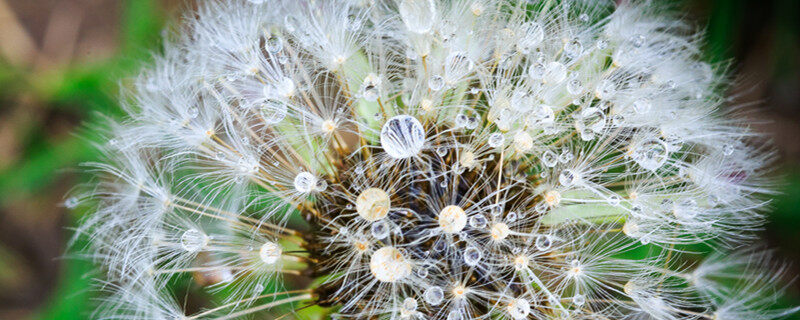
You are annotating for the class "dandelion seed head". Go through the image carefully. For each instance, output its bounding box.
[74,0,795,319]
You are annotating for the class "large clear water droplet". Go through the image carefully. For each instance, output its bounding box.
[371,220,390,239]
[631,138,669,171]
[507,298,531,319]
[399,0,437,34]
[444,51,474,82]
[488,133,505,148]
[424,286,444,305]
[517,22,544,53]
[535,234,552,251]
[259,99,289,124]
[463,246,482,266]
[293,172,317,193]
[180,229,208,252]
[380,115,425,159]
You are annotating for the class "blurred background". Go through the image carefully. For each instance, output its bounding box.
[0,0,797,319]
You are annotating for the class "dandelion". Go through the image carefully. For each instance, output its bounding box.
[72,0,797,319]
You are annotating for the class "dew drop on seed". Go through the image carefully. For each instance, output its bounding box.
[469,215,488,228]
[579,13,590,22]
[608,194,621,206]
[428,75,445,91]
[722,143,735,156]
[401,297,418,315]
[259,99,288,124]
[564,38,583,57]
[399,0,437,34]
[517,22,544,53]
[293,172,317,193]
[544,62,567,84]
[424,286,444,305]
[436,146,448,157]
[416,266,429,277]
[567,78,583,95]
[488,133,505,148]
[559,170,577,186]
[447,311,464,320]
[455,113,469,127]
[506,211,518,223]
[180,229,208,252]
[64,197,78,209]
[596,39,608,50]
[464,246,482,266]
[491,206,503,216]
[631,138,669,171]
[361,76,381,102]
[259,241,282,264]
[371,220,390,239]
[558,150,574,163]
[187,107,199,119]
[541,150,558,167]
[507,298,531,319]
[573,294,586,306]
[466,117,479,129]
[632,98,651,114]
[380,115,425,159]
[528,62,545,79]
[595,80,616,100]
[535,235,552,251]
[444,51,474,82]
[265,35,283,53]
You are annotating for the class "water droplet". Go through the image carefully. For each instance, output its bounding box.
[595,80,616,100]
[559,169,578,186]
[187,107,199,119]
[528,62,545,79]
[258,99,289,124]
[455,113,469,127]
[293,172,317,193]
[507,298,531,319]
[506,211,518,222]
[575,107,606,140]
[535,234,552,251]
[596,39,608,50]
[64,197,78,209]
[607,194,621,206]
[416,266,429,277]
[491,206,502,216]
[371,220,390,239]
[380,115,426,159]
[567,78,583,95]
[722,143,735,156]
[632,98,651,114]
[464,246,482,266]
[469,215,488,228]
[428,75,445,91]
[180,229,208,252]
[544,62,567,84]
[631,34,646,48]
[579,13,590,22]
[444,51,474,82]
[488,133,505,148]
[573,294,586,306]
[360,74,381,102]
[266,35,283,53]
[517,22,544,53]
[564,38,583,57]
[424,286,444,305]
[399,0,437,33]
[631,138,669,171]
[541,150,558,167]
[259,241,282,264]
[401,297,418,316]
